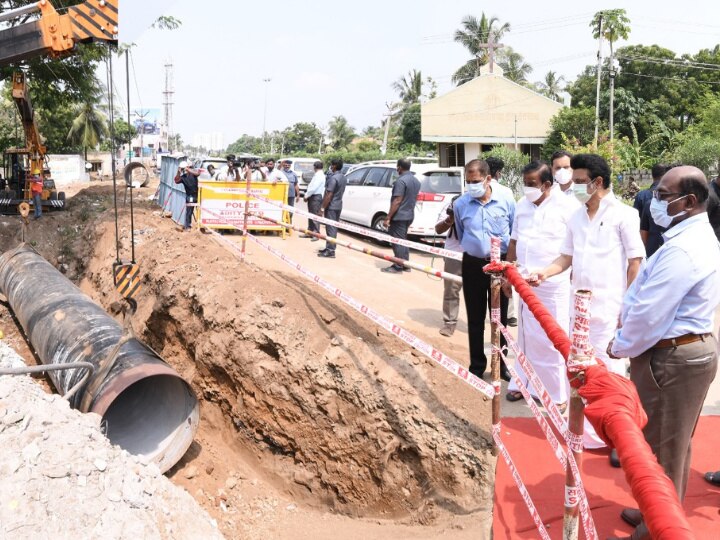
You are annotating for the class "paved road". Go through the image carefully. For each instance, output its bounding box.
[235,200,719,418]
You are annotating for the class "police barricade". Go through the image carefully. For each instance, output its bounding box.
[198,181,288,237]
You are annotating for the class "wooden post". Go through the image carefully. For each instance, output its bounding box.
[563,289,594,540]
[240,168,252,261]
[489,237,503,452]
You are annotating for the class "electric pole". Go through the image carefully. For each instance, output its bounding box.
[593,15,603,150]
[262,78,271,152]
[609,58,619,143]
[380,103,394,156]
[163,60,175,152]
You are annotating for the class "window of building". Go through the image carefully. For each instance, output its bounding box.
[438,143,466,167]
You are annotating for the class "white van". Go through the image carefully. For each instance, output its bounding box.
[281,157,319,195]
[341,163,463,242]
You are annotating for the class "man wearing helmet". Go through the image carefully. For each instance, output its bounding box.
[174,160,201,231]
[30,168,43,219]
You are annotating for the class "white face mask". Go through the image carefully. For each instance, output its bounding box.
[554,168,573,185]
[574,180,597,203]
[523,186,543,203]
[466,181,487,198]
[650,195,688,228]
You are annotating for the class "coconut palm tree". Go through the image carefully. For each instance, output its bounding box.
[497,47,533,84]
[67,100,109,160]
[327,115,356,149]
[538,71,566,101]
[392,69,423,107]
[452,13,511,85]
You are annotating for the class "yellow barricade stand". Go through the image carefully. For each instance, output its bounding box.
[198,181,289,238]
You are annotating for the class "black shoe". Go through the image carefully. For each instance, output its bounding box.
[317,250,335,258]
[381,265,404,274]
[609,448,621,468]
[507,317,518,327]
[402,266,411,272]
[310,237,319,242]
[317,248,328,254]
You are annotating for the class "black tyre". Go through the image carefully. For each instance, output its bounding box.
[371,214,390,246]
[58,192,66,201]
[49,192,58,200]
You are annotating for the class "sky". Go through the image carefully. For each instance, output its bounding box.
[117,0,720,148]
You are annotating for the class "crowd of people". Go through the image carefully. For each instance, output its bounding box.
[438,153,719,540]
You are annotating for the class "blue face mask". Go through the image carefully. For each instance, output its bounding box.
[466,181,487,198]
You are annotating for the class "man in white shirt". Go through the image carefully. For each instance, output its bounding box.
[551,150,580,203]
[506,161,578,408]
[532,153,645,449]
[301,160,326,240]
[265,159,288,183]
[606,167,719,540]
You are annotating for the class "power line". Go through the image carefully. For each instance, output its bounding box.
[617,54,720,71]
[620,71,720,85]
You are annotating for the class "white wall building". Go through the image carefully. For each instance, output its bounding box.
[192,132,225,152]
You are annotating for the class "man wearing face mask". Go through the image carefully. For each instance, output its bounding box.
[606,166,720,540]
[531,154,645,450]
[454,159,516,381]
[505,161,578,408]
[551,150,580,204]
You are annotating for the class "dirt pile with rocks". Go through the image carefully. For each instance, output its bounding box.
[0,341,223,540]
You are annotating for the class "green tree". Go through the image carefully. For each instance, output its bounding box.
[67,99,109,160]
[542,106,600,159]
[480,146,530,197]
[399,103,422,146]
[497,47,532,84]
[392,69,423,108]
[671,134,720,175]
[111,118,137,149]
[327,115,355,150]
[226,134,263,155]
[452,13,511,85]
[281,122,322,154]
[537,71,565,101]
[591,9,631,62]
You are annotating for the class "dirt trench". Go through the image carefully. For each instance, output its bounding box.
[2,184,497,536]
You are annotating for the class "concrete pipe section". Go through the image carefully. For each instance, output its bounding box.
[124,162,150,188]
[0,244,199,473]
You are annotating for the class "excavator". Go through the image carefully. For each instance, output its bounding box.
[0,0,118,213]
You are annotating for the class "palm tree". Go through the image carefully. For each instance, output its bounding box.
[392,69,423,107]
[452,13,511,85]
[327,115,355,149]
[591,9,631,61]
[538,71,566,101]
[67,100,109,160]
[497,47,532,84]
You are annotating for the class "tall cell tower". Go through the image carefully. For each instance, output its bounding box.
[163,59,175,152]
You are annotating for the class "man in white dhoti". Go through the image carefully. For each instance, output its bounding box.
[506,161,578,409]
[532,154,645,450]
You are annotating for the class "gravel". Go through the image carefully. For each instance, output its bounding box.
[0,341,224,539]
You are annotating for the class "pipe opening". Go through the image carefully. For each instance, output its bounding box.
[102,374,199,472]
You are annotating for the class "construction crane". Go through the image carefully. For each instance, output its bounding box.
[0,0,118,212]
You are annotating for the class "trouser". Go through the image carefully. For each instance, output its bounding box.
[442,257,463,326]
[507,292,517,319]
[389,219,411,268]
[324,208,341,252]
[462,253,508,376]
[287,197,295,223]
[33,192,42,217]
[184,194,196,229]
[630,335,717,502]
[307,195,322,233]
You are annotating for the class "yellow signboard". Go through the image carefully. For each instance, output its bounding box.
[198,181,288,236]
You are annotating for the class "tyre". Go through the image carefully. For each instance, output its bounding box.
[58,192,66,201]
[49,192,58,200]
[371,214,390,246]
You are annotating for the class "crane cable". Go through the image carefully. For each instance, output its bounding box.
[105,46,121,265]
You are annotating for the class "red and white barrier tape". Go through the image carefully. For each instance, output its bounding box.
[208,229,495,400]
[494,317,598,539]
[238,191,464,261]
[493,423,552,540]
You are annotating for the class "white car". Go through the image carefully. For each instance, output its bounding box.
[341,164,463,242]
[281,157,319,195]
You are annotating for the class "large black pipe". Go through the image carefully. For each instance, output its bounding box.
[0,244,199,473]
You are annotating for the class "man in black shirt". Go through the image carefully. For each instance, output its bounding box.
[318,158,347,258]
[708,175,720,241]
[174,160,201,231]
[636,163,671,257]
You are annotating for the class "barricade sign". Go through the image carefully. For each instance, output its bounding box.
[199,182,289,235]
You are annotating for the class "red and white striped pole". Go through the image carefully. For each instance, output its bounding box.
[563,289,596,540]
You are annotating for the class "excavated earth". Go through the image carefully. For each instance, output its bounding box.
[0,182,496,539]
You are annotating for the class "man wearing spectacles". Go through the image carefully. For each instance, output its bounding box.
[607,166,720,540]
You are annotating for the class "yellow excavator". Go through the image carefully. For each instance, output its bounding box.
[0,0,118,213]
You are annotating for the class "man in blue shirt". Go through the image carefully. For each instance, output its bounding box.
[608,166,720,539]
[302,160,326,239]
[454,159,516,380]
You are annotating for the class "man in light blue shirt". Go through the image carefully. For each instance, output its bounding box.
[302,160,325,240]
[454,159,515,381]
[608,166,720,539]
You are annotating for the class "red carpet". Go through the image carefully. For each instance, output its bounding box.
[493,416,720,539]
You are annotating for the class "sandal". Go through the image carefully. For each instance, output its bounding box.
[704,471,720,486]
[505,391,523,402]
